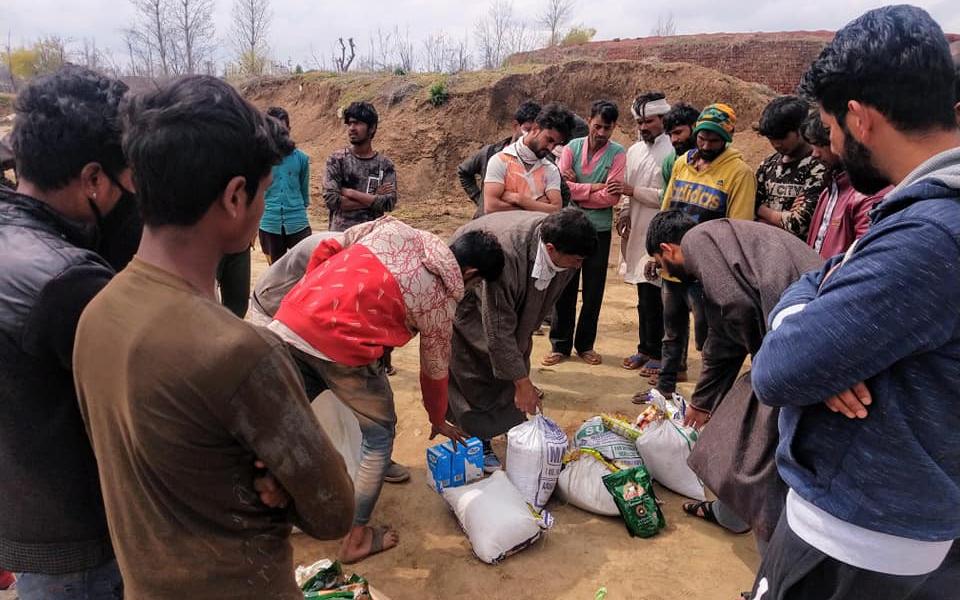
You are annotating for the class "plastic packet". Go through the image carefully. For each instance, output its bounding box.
[602,465,665,538]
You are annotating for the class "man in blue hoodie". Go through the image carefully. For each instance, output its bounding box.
[749,6,960,599]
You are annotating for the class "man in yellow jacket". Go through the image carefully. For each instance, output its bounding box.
[643,103,756,399]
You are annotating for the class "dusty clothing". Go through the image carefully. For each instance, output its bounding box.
[683,219,822,541]
[274,217,464,425]
[323,148,398,231]
[0,191,114,574]
[74,258,354,599]
[755,151,827,240]
[618,134,674,284]
[447,212,576,439]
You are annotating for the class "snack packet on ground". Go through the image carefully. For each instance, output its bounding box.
[602,465,666,538]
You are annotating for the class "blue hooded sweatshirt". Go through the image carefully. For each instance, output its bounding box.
[753,147,960,542]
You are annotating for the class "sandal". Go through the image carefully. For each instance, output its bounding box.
[541,352,568,367]
[534,385,545,400]
[638,359,662,376]
[577,350,602,366]
[622,353,649,370]
[647,370,686,386]
[631,389,655,405]
[683,500,721,526]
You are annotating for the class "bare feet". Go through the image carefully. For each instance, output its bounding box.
[340,524,399,564]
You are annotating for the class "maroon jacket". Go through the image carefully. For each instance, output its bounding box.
[806,168,890,259]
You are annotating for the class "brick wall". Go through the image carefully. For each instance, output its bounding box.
[510,31,960,95]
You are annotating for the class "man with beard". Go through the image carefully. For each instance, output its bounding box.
[324,101,398,232]
[659,102,701,197]
[543,100,626,368]
[645,210,822,553]
[754,95,827,240]
[616,92,675,374]
[482,102,575,215]
[648,104,756,399]
[459,100,541,218]
[750,6,960,597]
[804,111,889,259]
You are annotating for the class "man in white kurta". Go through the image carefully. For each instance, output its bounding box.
[615,94,674,373]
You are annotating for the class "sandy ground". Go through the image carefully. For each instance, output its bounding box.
[249,217,761,600]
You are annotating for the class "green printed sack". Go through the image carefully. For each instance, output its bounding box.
[602,465,665,538]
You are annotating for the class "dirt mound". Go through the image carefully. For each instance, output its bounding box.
[242,60,775,235]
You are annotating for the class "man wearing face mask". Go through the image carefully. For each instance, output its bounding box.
[458,100,541,218]
[447,208,597,471]
[482,103,575,216]
[0,66,130,599]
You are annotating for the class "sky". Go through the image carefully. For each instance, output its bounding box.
[4,0,960,71]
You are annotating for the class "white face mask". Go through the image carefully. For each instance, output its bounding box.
[515,137,540,165]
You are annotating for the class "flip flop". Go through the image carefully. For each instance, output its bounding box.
[622,353,649,370]
[578,350,602,366]
[341,526,397,565]
[647,370,687,386]
[534,385,545,400]
[638,359,662,376]
[541,352,568,367]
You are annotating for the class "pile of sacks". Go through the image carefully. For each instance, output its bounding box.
[439,413,568,564]
[434,391,706,562]
[556,390,706,534]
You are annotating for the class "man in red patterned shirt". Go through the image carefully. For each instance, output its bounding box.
[270,216,504,563]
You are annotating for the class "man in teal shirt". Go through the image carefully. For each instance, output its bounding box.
[543,100,626,367]
[258,106,311,264]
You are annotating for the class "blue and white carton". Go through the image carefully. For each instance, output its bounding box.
[426,437,484,492]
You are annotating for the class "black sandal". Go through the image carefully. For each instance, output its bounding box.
[682,500,720,525]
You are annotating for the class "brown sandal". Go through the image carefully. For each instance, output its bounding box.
[578,350,602,366]
[541,352,568,366]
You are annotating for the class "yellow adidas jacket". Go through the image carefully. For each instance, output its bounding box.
[661,147,757,222]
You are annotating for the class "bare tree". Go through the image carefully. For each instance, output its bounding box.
[79,38,105,72]
[4,32,16,92]
[474,0,513,69]
[334,37,355,73]
[651,12,678,37]
[421,32,449,73]
[393,27,415,73]
[231,0,272,76]
[449,34,471,73]
[169,0,215,74]
[131,0,173,76]
[539,0,575,47]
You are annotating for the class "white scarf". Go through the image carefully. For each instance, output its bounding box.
[631,98,671,120]
[514,138,540,167]
[531,241,566,290]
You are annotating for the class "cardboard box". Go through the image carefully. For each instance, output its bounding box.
[426,437,484,492]
[426,444,452,493]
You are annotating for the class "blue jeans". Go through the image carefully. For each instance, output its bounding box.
[292,348,396,527]
[15,559,122,600]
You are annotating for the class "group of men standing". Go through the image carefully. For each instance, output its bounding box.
[2,5,960,599]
